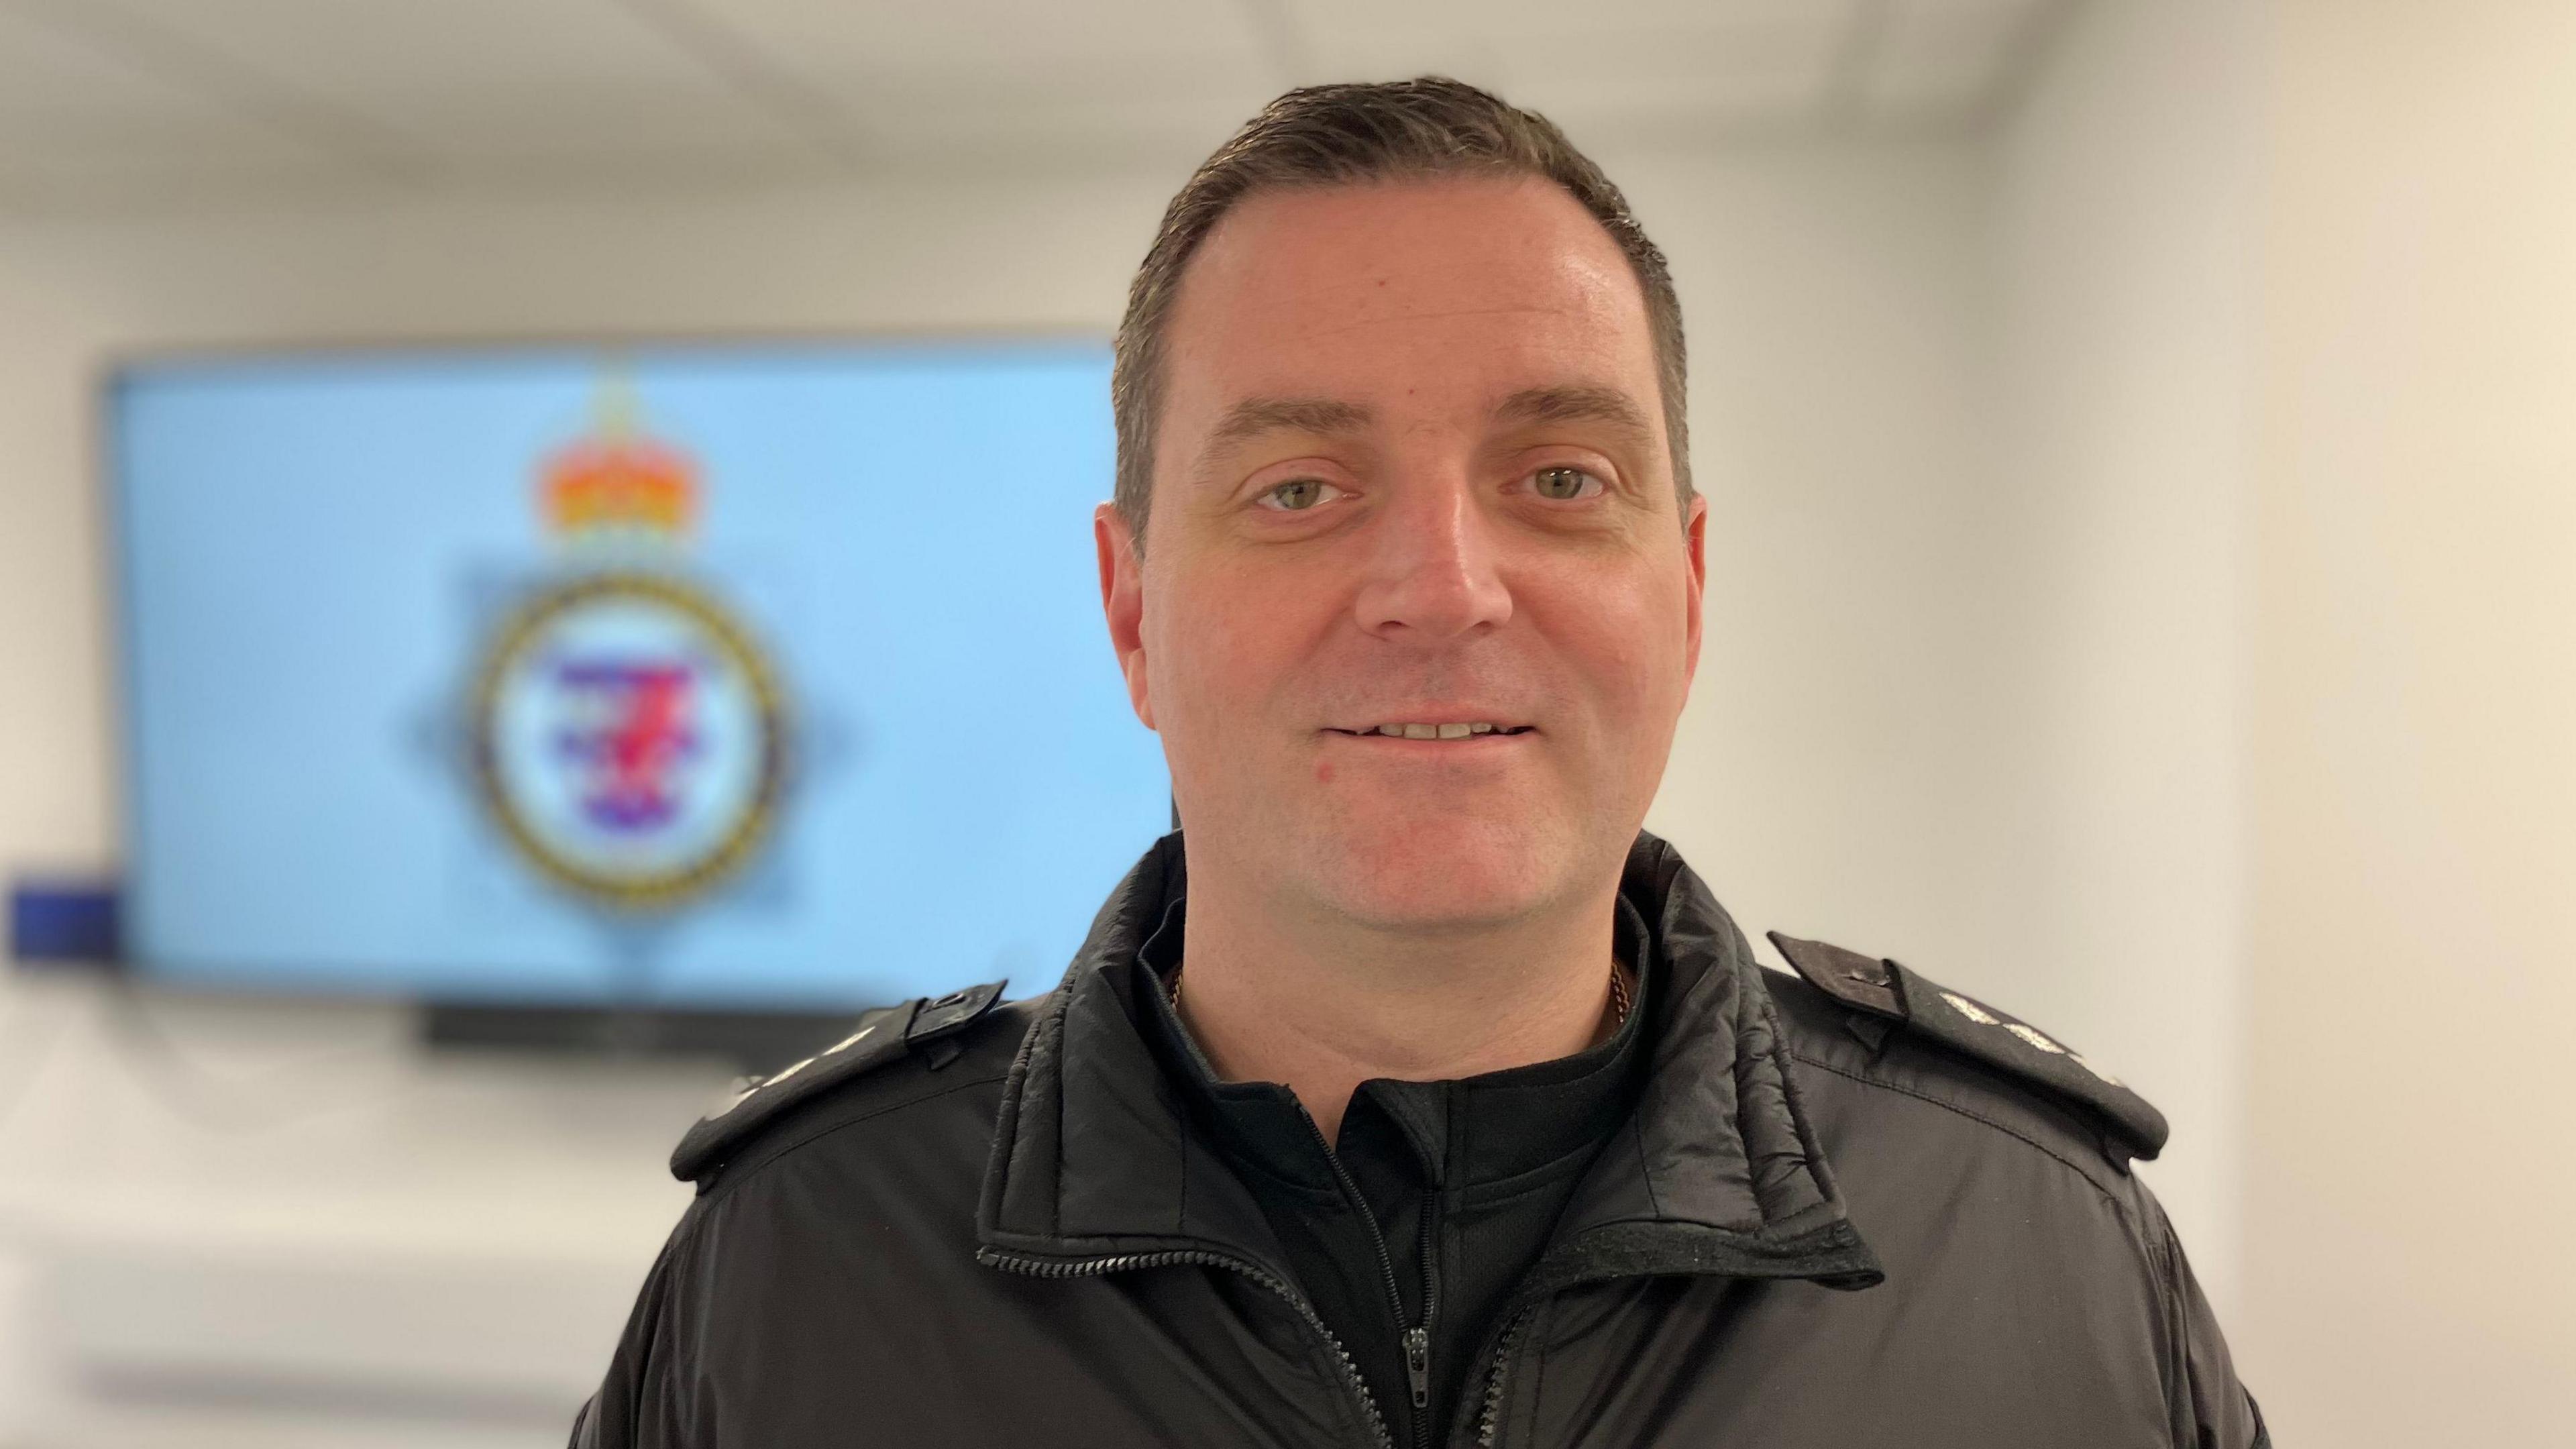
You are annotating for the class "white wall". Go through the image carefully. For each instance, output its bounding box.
[1641,122,2253,1267]
[1973,4,2576,1441]
[1648,145,2010,961]
[2241,2,2576,1441]
[0,140,2021,1443]
[1980,0,2264,1313]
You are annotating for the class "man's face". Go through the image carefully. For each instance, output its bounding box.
[1098,175,1707,933]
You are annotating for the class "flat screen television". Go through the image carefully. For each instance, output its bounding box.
[107,341,1170,1018]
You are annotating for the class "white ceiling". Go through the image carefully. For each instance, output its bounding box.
[0,0,2065,210]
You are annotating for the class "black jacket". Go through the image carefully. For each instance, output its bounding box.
[574,834,2264,1448]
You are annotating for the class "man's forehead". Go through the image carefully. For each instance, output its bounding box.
[1162,178,1659,439]
[1171,176,1648,349]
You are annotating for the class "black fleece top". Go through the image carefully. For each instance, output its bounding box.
[1130,896,1654,1446]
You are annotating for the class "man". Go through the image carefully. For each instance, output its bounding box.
[574,78,2261,1448]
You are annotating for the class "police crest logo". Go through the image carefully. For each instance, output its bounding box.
[468,385,788,912]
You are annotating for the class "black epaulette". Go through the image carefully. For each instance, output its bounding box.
[669,981,1006,1185]
[1767,931,2169,1163]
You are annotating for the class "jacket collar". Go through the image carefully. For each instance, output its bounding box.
[975,832,1881,1294]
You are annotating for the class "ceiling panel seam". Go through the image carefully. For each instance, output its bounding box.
[611,0,872,171]
[0,0,429,180]
[1980,0,2084,133]
[1819,0,1894,131]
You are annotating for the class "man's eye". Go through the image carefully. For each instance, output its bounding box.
[1258,478,1343,511]
[1532,466,1603,501]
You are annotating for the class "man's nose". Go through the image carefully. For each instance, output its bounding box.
[1351,469,1514,643]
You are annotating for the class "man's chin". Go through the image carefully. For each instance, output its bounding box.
[1294,829,1576,936]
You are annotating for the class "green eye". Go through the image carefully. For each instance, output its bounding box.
[1260,478,1338,511]
[1533,466,1600,500]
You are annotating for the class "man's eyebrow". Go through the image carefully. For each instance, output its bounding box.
[1493,385,1658,447]
[1205,396,1375,451]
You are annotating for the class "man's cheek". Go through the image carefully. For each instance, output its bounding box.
[1157,621,1268,765]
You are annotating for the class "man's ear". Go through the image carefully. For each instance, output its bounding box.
[1681,491,1709,686]
[1094,502,1155,731]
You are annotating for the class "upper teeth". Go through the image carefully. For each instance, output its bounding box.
[1375,722,1501,739]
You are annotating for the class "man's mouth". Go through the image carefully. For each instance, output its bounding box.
[1322,722,1536,741]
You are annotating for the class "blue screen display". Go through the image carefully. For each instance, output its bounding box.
[111,343,1169,1009]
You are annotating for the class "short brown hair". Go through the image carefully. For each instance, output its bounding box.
[1110,76,1690,549]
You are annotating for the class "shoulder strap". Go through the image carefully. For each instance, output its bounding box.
[1767,931,2168,1162]
[669,980,1006,1184]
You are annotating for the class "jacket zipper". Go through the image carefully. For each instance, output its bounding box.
[1471,1305,1537,1448]
[1403,1192,1439,1434]
[1303,1116,1439,1449]
[977,1245,1395,1449]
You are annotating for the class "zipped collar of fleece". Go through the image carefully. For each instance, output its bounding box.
[974,831,1883,1296]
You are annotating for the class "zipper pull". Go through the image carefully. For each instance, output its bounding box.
[1404,1325,1431,1410]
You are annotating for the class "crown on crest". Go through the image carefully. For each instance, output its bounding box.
[541,374,696,539]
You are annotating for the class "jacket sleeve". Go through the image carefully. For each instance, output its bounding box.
[569,1210,704,1449]
[2148,1193,2267,1448]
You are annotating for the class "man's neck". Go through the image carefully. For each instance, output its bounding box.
[1170,871,1625,1144]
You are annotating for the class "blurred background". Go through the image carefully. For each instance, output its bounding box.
[1,0,2570,1444]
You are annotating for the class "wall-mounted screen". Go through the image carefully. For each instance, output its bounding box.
[109,342,1168,1010]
